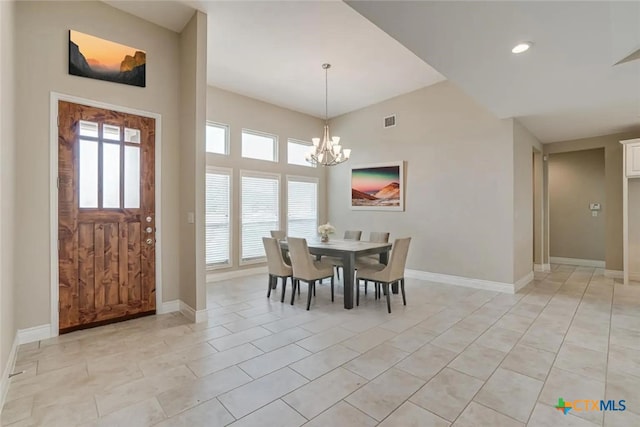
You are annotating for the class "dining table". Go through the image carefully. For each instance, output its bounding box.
[280,238,393,309]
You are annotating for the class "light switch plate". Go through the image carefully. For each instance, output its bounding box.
[187,212,195,224]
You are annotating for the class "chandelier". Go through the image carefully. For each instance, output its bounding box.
[306,64,351,166]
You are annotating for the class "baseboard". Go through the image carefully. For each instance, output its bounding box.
[0,333,19,416]
[534,264,551,272]
[207,266,267,283]
[404,269,515,294]
[158,299,180,314]
[178,301,208,323]
[549,257,605,268]
[514,271,535,291]
[605,270,624,279]
[17,324,52,345]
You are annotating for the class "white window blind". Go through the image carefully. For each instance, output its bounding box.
[206,169,231,267]
[241,173,279,262]
[287,178,318,241]
[288,139,315,167]
[206,122,229,155]
[242,130,277,162]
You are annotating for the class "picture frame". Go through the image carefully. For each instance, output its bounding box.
[350,161,404,211]
[69,30,146,88]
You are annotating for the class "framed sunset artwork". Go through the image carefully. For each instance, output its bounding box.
[350,161,404,211]
[69,30,146,87]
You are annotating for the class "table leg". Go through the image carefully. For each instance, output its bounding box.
[342,253,356,309]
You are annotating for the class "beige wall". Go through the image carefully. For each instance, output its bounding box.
[13,1,186,329]
[513,120,543,282]
[206,86,326,273]
[179,12,207,310]
[327,82,516,284]
[544,132,639,270]
[548,149,606,261]
[0,0,16,377]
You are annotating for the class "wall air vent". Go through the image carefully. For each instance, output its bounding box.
[383,114,396,128]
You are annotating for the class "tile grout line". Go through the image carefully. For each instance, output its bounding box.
[446,266,582,425]
[523,266,597,426]
[335,285,536,424]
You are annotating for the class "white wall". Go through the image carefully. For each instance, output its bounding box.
[327,82,516,284]
[205,86,326,272]
[513,120,543,282]
[13,0,188,329]
[0,0,16,381]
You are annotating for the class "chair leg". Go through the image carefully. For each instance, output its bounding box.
[313,282,316,296]
[290,279,297,305]
[401,278,406,305]
[306,281,314,310]
[281,276,287,303]
[331,276,334,302]
[385,282,392,313]
[336,266,340,280]
[356,279,360,306]
[267,274,273,298]
[364,280,368,295]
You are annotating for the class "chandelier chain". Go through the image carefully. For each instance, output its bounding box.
[306,63,351,167]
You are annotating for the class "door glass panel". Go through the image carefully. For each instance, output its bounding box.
[79,139,98,208]
[102,143,121,208]
[124,146,140,208]
[79,121,98,138]
[103,124,120,141]
[125,128,140,144]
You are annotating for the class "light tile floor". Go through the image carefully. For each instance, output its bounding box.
[2,265,640,426]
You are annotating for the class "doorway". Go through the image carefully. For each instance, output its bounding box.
[533,150,544,270]
[548,148,606,267]
[57,100,156,333]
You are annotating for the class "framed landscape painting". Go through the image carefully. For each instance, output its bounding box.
[351,161,404,211]
[69,30,146,87]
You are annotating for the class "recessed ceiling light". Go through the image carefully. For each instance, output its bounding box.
[512,42,532,54]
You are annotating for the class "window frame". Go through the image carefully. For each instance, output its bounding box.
[287,138,316,168]
[286,175,319,241]
[205,166,233,270]
[241,128,278,163]
[206,121,230,156]
[239,170,281,265]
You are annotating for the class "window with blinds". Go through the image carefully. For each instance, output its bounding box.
[287,177,318,241]
[206,168,231,268]
[241,172,280,262]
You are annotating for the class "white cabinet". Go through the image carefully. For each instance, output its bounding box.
[621,138,640,285]
[626,141,640,177]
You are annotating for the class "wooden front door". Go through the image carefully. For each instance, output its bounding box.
[58,101,156,333]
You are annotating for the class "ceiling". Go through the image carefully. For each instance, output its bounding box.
[347,1,640,143]
[104,1,640,143]
[199,1,444,119]
[106,0,444,119]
